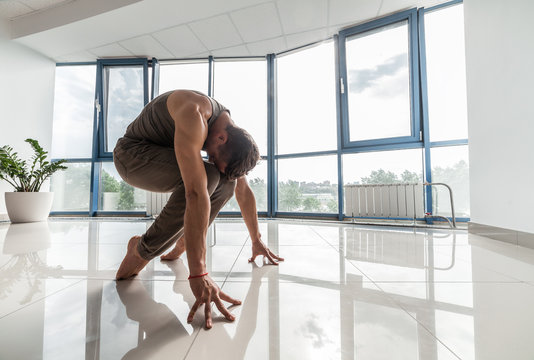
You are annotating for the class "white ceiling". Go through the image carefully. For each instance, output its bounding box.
[0,0,449,62]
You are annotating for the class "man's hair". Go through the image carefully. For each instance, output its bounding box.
[221,124,260,180]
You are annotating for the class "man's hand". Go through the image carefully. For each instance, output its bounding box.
[187,275,241,329]
[249,236,284,265]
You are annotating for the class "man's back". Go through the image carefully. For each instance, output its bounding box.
[123,90,228,147]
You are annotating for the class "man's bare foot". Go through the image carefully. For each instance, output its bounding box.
[116,236,149,280]
[161,238,186,261]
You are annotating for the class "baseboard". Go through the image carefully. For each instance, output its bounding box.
[468,222,534,250]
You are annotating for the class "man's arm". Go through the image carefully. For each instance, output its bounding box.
[173,103,210,276]
[235,176,284,265]
[173,102,240,329]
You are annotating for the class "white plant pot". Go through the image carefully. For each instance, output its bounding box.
[5,192,54,223]
[102,192,119,211]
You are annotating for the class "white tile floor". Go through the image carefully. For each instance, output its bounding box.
[1,219,534,359]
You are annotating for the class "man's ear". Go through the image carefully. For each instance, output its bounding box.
[217,131,228,145]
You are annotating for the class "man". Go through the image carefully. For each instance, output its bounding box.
[113,89,283,329]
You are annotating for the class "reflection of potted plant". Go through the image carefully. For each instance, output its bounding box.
[0,139,67,223]
[1,222,63,305]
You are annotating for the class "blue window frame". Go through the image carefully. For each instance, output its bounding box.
[338,9,421,149]
[50,1,468,223]
[50,59,153,216]
[96,58,149,159]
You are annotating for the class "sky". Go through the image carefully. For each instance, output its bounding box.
[346,21,411,141]
[106,67,145,152]
[51,65,95,159]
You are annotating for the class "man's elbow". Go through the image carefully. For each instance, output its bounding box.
[185,188,206,203]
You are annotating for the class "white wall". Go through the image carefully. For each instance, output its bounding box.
[0,19,56,216]
[464,0,534,233]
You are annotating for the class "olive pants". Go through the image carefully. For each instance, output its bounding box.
[113,137,236,260]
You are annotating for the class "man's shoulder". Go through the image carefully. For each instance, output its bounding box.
[168,91,212,121]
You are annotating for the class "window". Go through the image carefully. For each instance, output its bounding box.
[424,4,468,142]
[213,59,268,155]
[222,161,268,213]
[346,22,410,141]
[51,61,151,215]
[430,146,469,218]
[52,65,96,159]
[101,62,147,154]
[49,3,469,221]
[277,155,338,214]
[99,163,146,211]
[343,149,423,213]
[159,61,209,94]
[50,162,91,212]
[212,59,268,213]
[423,3,470,218]
[339,9,420,148]
[343,149,423,185]
[51,65,95,212]
[276,42,337,154]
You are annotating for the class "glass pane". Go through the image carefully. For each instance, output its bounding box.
[213,60,267,155]
[104,66,145,152]
[343,149,423,213]
[425,5,468,141]
[431,145,470,217]
[277,155,338,213]
[50,162,91,211]
[222,160,267,212]
[277,42,337,154]
[149,64,154,99]
[343,149,423,185]
[159,61,209,94]
[99,163,146,211]
[346,21,411,141]
[52,65,96,158]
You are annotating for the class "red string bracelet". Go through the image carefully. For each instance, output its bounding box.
[188,272,208,280]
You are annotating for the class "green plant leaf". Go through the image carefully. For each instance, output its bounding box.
[0,139,68,192]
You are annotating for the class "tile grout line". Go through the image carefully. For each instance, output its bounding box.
[182,327,204,360]
[0,278,86,321]
[309,225,376,283]
[433,244,532,283]
[309,224,463,359]
[308,225,342,250]
[378,285,464,360]
[352,272,465,360]
[220,235,249,288]
[182,236,249,360]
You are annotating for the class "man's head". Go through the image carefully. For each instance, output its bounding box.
[205,123,260,180]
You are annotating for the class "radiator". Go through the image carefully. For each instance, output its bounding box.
[344,183,425,219]
[146,192,172,216]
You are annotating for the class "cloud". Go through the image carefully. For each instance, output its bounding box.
[349,54,408,94]
[299,314,333,348]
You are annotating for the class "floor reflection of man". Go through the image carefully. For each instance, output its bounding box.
[116,259,273,359]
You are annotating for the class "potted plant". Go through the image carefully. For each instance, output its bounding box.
[0,138,67,223]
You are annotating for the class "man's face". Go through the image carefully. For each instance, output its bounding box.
[208,150,227,174]
[205,135,228,173]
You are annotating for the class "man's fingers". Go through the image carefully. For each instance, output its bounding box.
[268,249,284,262]
[265,252,279,265]
[204,301,212,329]
[214,296,235,322]
[219,290,242,305]
[187,299,201,323]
